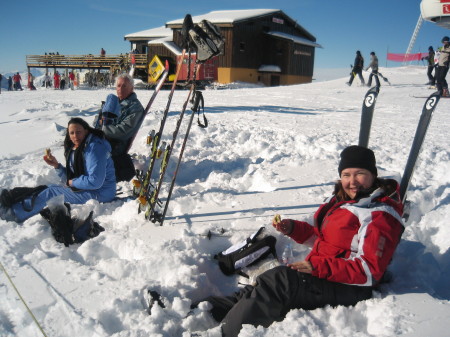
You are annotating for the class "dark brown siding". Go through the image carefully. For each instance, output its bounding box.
[227,13,315,77]
[148,10,317,84]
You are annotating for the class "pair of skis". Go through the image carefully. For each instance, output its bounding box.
[133,50,186,212]
[132,52,202,225]
[142,63,202,224]
[358,87,441,217]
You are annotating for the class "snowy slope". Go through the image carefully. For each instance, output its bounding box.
[0,66,449,337]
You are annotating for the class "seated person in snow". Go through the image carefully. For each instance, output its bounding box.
[100,74,144,157]
[0,117,116,223]
[193,145,405,337]
[97,74,145,182]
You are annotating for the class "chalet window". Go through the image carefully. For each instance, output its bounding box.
[240,42,245,52]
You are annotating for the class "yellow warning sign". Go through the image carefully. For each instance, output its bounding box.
[148,55,165,83]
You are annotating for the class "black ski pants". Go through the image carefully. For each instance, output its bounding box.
[367,70,380,87]
[203,266,373,337]
[348,66,365,85]
[427,65,435,85]
[435,65,449,94]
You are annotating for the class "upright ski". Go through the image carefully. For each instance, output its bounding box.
[358,86,379,148]
[158,90,205,225]
[145,64,201,222]
[400,91,440,212]
[134,50,186,209]
[126,61,170,152]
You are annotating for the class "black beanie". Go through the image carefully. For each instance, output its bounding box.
[338,145,377,176]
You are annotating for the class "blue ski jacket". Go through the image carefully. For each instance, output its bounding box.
[57,133,116,201]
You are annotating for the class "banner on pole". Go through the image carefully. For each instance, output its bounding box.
[387,52,428,62]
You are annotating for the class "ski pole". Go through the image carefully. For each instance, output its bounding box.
[159,83,203,225]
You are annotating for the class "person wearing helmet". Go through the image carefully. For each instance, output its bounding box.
[435,36,450,96]
[347,50,365,86]
[421,46,436,86]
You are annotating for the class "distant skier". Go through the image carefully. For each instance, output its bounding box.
[27,72,36,90]
[0,73,2,94]
[44,73,52,88]
[53,71,60,89]
[8,76,13,91]
[435,36,450,97]
[347,50,365,86]
[13,72,23,91]
[68,71,75,90]
[421,46,436,86]
[365,52,380,87]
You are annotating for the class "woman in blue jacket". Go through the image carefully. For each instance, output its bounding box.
[8,118,116,222]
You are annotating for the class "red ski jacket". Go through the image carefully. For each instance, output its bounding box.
[289,180,404,286]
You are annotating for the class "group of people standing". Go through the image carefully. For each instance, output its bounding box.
[422,36,450,97]
[0,72,40,91]
[347,51,380,87]
[41,71,76,89]
[347,35,450,97]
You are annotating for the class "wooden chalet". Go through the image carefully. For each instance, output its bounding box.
[124,9,322,86]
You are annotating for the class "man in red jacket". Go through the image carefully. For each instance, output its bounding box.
[198,145,404,337]
[13,72,23,90]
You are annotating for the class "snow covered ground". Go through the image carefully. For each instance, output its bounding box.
[0,66,449,337]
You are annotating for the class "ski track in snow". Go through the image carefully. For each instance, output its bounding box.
[0,66,449,336]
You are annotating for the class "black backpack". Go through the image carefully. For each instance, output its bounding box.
[1,186,48,211]
[215,227,278,277]
[40,203,104,247]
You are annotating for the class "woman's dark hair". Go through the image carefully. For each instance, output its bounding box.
[64,117,105,153]
[333,177,398,202]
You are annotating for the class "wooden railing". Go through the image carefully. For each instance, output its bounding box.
[26,54,148,70]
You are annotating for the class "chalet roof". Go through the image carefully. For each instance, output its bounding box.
[149,39,184,56]
[166,9,280,25]
[124,26,172,41]
[165,9,317,42]
[125,9,319,46]
[267,31,322,48]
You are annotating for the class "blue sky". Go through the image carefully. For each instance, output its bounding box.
[1,0,449,74]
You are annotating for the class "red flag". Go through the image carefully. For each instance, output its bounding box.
[387,53,428,62]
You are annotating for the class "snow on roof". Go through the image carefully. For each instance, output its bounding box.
[258,65,282,72]
[124,26,172,40]
[266,31,323,48]
[166,9,280,25]
[148,40,184,56]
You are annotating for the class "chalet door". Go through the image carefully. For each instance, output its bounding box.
[270,75,280,86]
